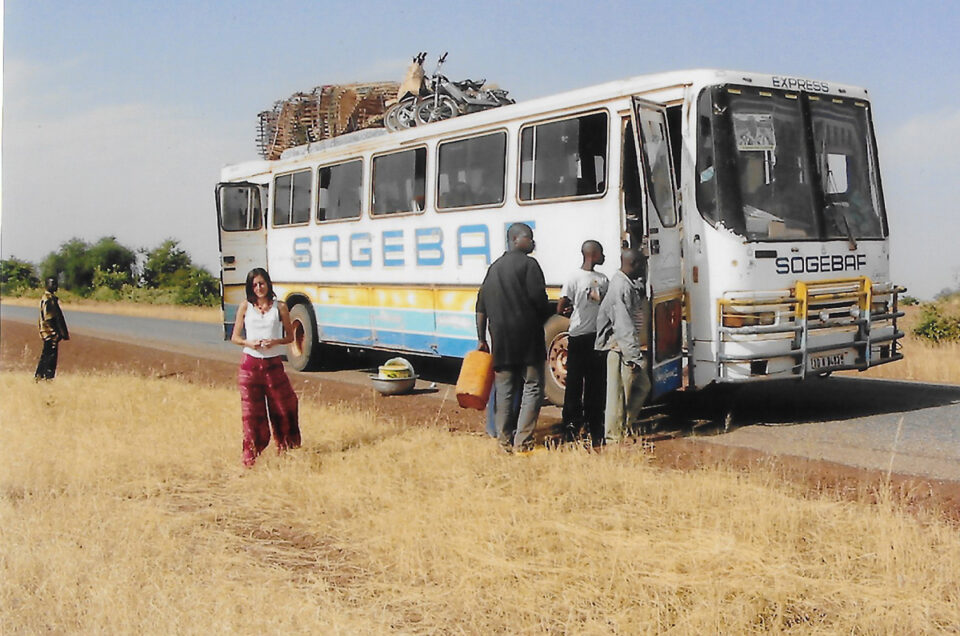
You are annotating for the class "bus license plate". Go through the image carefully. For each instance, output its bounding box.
[808,351,851,371]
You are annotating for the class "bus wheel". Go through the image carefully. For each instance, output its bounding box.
[543,315,570,406]
[288,303,320,371]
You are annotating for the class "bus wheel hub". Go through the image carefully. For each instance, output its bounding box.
[548,335,568,386]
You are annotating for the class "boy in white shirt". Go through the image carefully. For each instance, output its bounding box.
[557,240,608,446]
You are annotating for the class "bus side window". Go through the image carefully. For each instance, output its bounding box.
[273,169,312,226]
[318,159,363,222]
[437,132,506,210]
[372,148,427,216]
[251,186,263,230]
[519,111,608,202]
[220,186,261,231]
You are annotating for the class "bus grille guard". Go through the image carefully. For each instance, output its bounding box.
[715,276,906,382]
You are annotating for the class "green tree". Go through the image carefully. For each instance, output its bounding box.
[39,236,136,293]
[87,237,137,287]
[0,257,39,293]
[40,238,92,291]
[175,267,220,306]
[141,239,220,306]
[141,239,193,288]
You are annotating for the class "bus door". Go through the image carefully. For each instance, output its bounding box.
[627,97,683,398]
[215,182,268,337]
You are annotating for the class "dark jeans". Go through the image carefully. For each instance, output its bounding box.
[35,339,60,380]
[561,332,606,444]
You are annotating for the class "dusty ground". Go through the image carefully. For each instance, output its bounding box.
[3,318,958,524]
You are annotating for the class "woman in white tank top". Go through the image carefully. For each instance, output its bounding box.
[230,268,301,466]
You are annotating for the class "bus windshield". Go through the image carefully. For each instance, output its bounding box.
[696,85,886,241]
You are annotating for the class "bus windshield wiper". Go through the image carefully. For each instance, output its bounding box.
[838,208,858,250]
[821,140,857,251]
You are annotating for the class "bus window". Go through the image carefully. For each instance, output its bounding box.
[643,118,678,228]
[273,169,312,226]
[519,112,607,202]
[219,185,262,231]
[318,159,362,222]
[699,86,819,240]
[810,98,885,239]
[695,89,720,226]
[698,86,887,242]
[628,118,678,228]
[437,132,506,209]
[372,148,427,216]
[622,119,643,228]
[622,119,678,231]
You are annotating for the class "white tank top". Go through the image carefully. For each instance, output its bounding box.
[242,302,285,358]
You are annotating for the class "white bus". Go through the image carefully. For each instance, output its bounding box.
[216,68,904,406]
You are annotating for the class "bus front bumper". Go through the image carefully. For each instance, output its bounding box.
[714,277,905,382]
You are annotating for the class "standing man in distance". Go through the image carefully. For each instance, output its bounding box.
[35,277,70,381]
[557,240,608,446]
[595,248,650,444]
[476,223,551,453]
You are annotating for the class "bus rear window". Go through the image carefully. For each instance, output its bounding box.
[519,112,607,202]
[437,132,506,209]
[372,148,427,216]
[273,170,312,226]
[219,184,262,231]
[318,160,362,222]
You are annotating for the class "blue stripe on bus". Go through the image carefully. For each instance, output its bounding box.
[317,324,476,358]
[314,305,476,338]
[315,324,376,346]
[316,305,435,333]
[225,302,477,357]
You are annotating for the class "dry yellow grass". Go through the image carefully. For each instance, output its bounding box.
[856,338,960,384]
[846,305,960,384]
[1,295,222,323]
[2,371,958,633]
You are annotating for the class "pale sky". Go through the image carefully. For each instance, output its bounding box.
[2,0,959,298]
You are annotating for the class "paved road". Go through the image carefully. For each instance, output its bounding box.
[4,303,959,481]
[1,304,236,360]
[677,378,960,482]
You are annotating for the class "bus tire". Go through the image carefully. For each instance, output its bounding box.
[543,315,570,406]
[288,303,320,371]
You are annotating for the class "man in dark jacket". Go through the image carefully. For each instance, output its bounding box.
[476,223,551,452]
[35,277,70,380]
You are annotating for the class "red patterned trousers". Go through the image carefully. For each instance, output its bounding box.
[238,354,301,466]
